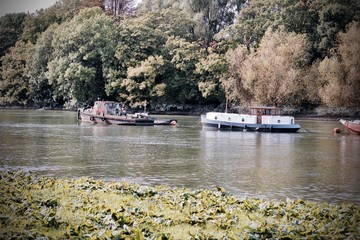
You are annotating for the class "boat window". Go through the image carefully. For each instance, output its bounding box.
[228,117,231,121]
[278,120,281,123]
[242,118,245,122]
[215,116,217,120]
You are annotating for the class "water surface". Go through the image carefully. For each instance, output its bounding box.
[0,109,359,204]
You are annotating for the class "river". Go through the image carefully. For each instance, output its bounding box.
[0,109,359,204]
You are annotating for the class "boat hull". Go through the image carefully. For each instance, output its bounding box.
[77,101,177,126]
[78,111,154,126]
[201,115,301,133]
[340,119,360,134]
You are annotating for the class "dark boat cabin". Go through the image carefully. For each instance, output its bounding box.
[93,101,126,116]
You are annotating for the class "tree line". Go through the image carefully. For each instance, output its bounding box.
[1,0,359,110]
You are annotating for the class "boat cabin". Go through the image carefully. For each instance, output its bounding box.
[93,101,126,116]
[250,106,281,116]
[250,106,282,124]
[249,106,295,125]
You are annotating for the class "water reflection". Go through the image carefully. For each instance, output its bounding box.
[200,131,299,199]
[0,110,359,204]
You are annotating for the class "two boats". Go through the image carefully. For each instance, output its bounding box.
[78,101,359,134]
[78,102,300,133]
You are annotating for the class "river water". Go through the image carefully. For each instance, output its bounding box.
[0,109,359,204]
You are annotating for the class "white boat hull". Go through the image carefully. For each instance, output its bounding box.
[201,112,301,133]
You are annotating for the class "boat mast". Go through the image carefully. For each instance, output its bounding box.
[225,97,228,113]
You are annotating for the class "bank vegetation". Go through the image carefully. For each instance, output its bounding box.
[1,171,359,239]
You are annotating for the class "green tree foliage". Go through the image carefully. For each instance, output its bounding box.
[105,0,135,16]
[318,21,360,107]
[21,0,85,44]
[186,0,238,46]
[185,0,244,47]
[218,0,360,59]
[46,7,119,106]
[165,36,204,103]
[0,13,27,59]
[27,24,59,107]
[217,0,289,49]
[140,0,242,47]
[196,49,227,103]
[0,41,34,106]
[313,0,360,58]
[111,9,201,107]
[138,0,187,13]
[120,55,166,107]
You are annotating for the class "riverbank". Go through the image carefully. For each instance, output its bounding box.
[1,171,359,239]
[1,104,360,118]
[150,104,360,118]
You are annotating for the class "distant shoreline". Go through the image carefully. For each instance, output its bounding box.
[1,105,359,119]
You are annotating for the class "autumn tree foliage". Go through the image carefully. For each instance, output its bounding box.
[224,28,310,107]
[318,22,360,107]
[223,45,252,105]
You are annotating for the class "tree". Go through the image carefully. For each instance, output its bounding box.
[196,50,227,103]
[217,0,288,49]
[0,41,34,106]
[313,0,360,58]
[139,0,242,47]
[104,0,135,16]
[223,45,252,105]
[217,0,360,60]
[239,27,310,106]
[120,55,167,107]
[21,0,84,44]
[110,9,200,106]
[164,36,204,103]
[318,21,360,107]
[46,7,119,107]
[81,0,105,9]
[27,24,59,107]
[138,0,188,13]
[186,0,240,46]
[0,13,27,59]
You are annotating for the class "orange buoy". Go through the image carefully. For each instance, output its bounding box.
[333,128,341,134]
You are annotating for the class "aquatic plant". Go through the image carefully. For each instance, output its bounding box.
[0,171,359,239]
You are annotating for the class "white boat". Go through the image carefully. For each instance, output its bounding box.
[201,106,301,133]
